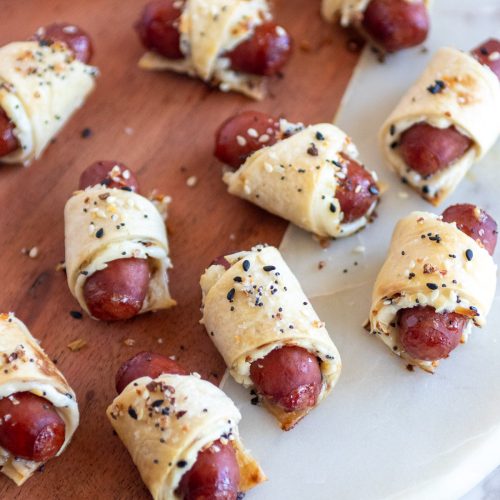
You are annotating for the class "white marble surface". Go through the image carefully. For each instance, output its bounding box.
[463,466,500,500]
[222,1,500,499]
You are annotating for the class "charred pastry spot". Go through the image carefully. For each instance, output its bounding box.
[427,80,446,94]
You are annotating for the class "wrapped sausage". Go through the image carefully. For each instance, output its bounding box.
[321,0,431,53]
[0,314,79,485]
[107,373,265,499]
[380,47,500,205]
[369,211,497,372]
[200,245,341,430]
[0,40,97,165]
[64,185,175,319]
[138,0,280,99]
[223,122,379,238]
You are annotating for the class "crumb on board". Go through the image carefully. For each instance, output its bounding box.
[68,338,87,352]
[318,260,326,270]
[186,175,198,187]
[353,245,366,254]
[55,261,66,271]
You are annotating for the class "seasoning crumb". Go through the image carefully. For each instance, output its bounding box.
[55,261,66,272]
[353,245,366,254]
[28,246,39,258]
[67,338,87,352]
[186,175,198,187]
[406,364,415,372]
[81,127,92,139]
[123,338,136,347]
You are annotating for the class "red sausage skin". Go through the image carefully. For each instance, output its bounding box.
[398,306,467,361]
[0,108,19,158]
[79,161,140,192]
[83,258,151,321]
[0,392,65,462]
[442,204,497,256]
[115,353,240,499]
[398,123,473,177]
[135,0,184,59]
[227,22,292,76]
[362,0,430,53]
[176,439,240,500]
[336,154,378,223]
[34,23,93,64]
[471,38,500,81]
[214,111,280,169]
[115,351,187,394]
[398,204,497,362]
[250,346,322,412]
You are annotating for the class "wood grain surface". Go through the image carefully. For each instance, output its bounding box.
[0,0,359,498]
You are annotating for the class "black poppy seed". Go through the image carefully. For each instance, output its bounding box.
[263,265,276,272]
[177,460,188,468]
[329,203,336,213]
[227,288,236,301]
[465,249,473,261]
[81,127,92,139]
[449,254,457,258]
[95,228,104,238]
[153,459,159,464]
[128,407,138,420]
[151,400,163,408]
[242,260,250,271]
[422,186,430,194]
[401,251,405,256]
[121,186,132,191]
[390,141,399,149]
[161,408,170,415]
[427,79,446,94]
[233,276,242,283]
[315,131,325,141]
[426,283,438,290]
[251,396,259,405]
[70,310,82,319]
[389,124,396,136]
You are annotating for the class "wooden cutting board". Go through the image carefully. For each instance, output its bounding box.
[0,0,359,497]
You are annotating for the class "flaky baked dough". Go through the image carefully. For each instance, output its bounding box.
[64,185,175,319]
[0,41,97,165]
[107,373,265,499]
[138,0,271,99]
[380,47,500,205]
[0,314,79,485]
[223,122,378,238]
[200,245,341,429]
[369,211,497,372]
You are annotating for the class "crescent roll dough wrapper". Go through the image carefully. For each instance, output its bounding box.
[224,122,378,238]
[138,0,271,99]
[200,245,341,430]
[321,0,431,30]
[107,373,265,499]
[0,314,79,485]
[369,211,497,372]
[0,41,97,165]
[380,47,500,205]
[64,185,175,318]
